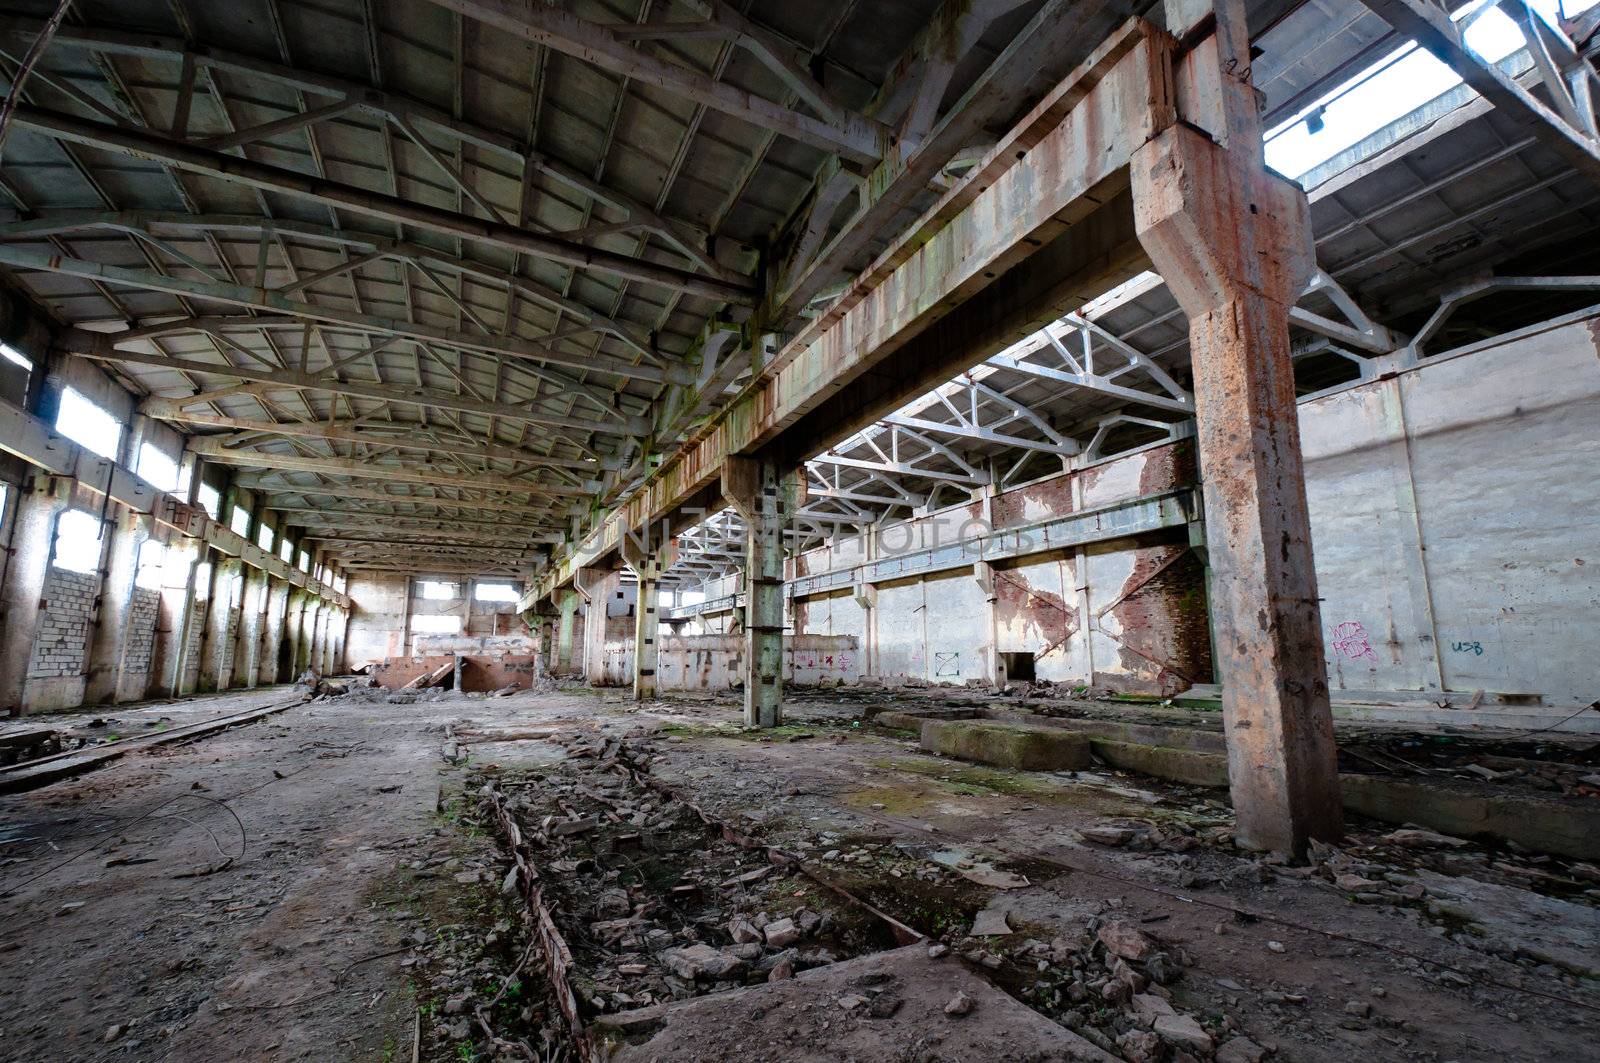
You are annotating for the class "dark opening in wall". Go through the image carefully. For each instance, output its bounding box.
[1001,651,1036,683]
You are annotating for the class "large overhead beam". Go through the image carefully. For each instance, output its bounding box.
[63,329,649,436]
[187,438,596,496]
[140,401,618,471]
[534,21,1163,601]
[1357,0,1600,185]
[771,0,1137,321]
[0,245,678,385]
[9,104,757,305]
[242,478,565,515]
[424,0,888,163]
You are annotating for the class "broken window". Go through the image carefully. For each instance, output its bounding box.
[473,582,519,603]
[257,524,274,552]
[197,482,221,519]
[420,580,457,601]
[135,540,166,590]
[136,441,179,493]
[56,387,122,460]
[194,560,212,600]
[297,551,310,573]
[411,614,462,635]
[0,342,30,372]
[279,539,293,563]
[229,506,252,538]
[52,509,104,574]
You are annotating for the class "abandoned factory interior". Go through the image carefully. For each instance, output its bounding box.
[0,0,1598,1058]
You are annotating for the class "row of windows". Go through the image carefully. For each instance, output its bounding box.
[418,579,521,603]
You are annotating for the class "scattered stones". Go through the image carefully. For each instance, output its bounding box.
[1097,920,1157,961]
[1079,826,1136,847]
[661,943,743,981]
[1216,1036,1268,1063]
[1266,940,1286,954]
[1152,1012,1213,1054]
[927,943,949,959]
[103,1024,126,1043]
[970,908,1012,936]
[1345,1000,1373,1018]
[943,990,975,1017]
[1382,828,1468,849]
[763,917,800,948]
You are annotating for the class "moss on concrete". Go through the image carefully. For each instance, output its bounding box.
[920,719,1091,771]
[1089,739,1229,787]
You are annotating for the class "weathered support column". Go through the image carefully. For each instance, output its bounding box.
[0,477,69,713]
[621,539,662,701]
[554,588,580,675]
[1130,0,1342,855]
[261,579,290,684]
[85,508,149,705]
[199,556,241,692]
[576,566,618,685]
[153,537,200,697]
[722,457,804,727]
[232,564,268,688]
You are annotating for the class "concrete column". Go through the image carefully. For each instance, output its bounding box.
[554,589,580,675]
[232,564,268,688]
[153,537,200,697]
[621,542,662,701]
[85,508,150,705]
[261,579,290,684]
[577,567,618,685]
[0,477,69,713]
[722,457,803,728]
[199,556,241,692]
[1130,0,1341,855]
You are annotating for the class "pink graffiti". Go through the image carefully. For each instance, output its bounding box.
[1331,620,1378,663]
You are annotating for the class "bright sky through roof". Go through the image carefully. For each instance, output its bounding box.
[1265,0,1595,180]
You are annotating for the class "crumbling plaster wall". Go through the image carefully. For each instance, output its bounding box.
[1301,314,1600,706]
[345,573,410,668]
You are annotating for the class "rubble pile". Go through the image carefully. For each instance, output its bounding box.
[484,750,894,1018]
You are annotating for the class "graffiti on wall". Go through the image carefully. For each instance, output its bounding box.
[1330,620,1379,663]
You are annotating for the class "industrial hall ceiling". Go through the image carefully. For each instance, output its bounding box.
[1,0,1598,580]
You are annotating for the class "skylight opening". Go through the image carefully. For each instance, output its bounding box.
[137,441,180,493]
[1264,0,1592,180]
[56,388,122,461]
[53,509,104,574]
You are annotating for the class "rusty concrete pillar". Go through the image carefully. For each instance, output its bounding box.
[621,540,662,702]
[85,507,150,705]
[0,477,69,713]
[723,457,803,728]
[1130,0,1342,855]
[554,588,580,675]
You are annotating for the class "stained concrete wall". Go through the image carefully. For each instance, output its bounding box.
[346,573,410,668]
[785,440,1208,693]
[1301,314,1600,707]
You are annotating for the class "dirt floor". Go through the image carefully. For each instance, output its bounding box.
[0,683,1594,1062]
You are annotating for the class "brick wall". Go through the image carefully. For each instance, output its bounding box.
[217,610,238,682]
[182,597,206,690]
[121,587,161,676]
[28,568,99,678]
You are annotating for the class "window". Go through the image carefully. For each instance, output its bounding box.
[230,506,252,538]
[420,580,457,601]
[279,539,293,563]
[257,524,275,551]
[135,540,166,590]
[297,551,310,572]
[194,560,213,600]
[1265,0,1583,180]
[56,388,121,460]
[411,614,462,635]
[0,342,31,371]
[473,582,520,603]
[52,510,104,574]
[136,441,180,493]
[197,482,221,519]
[679,589,706,607]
